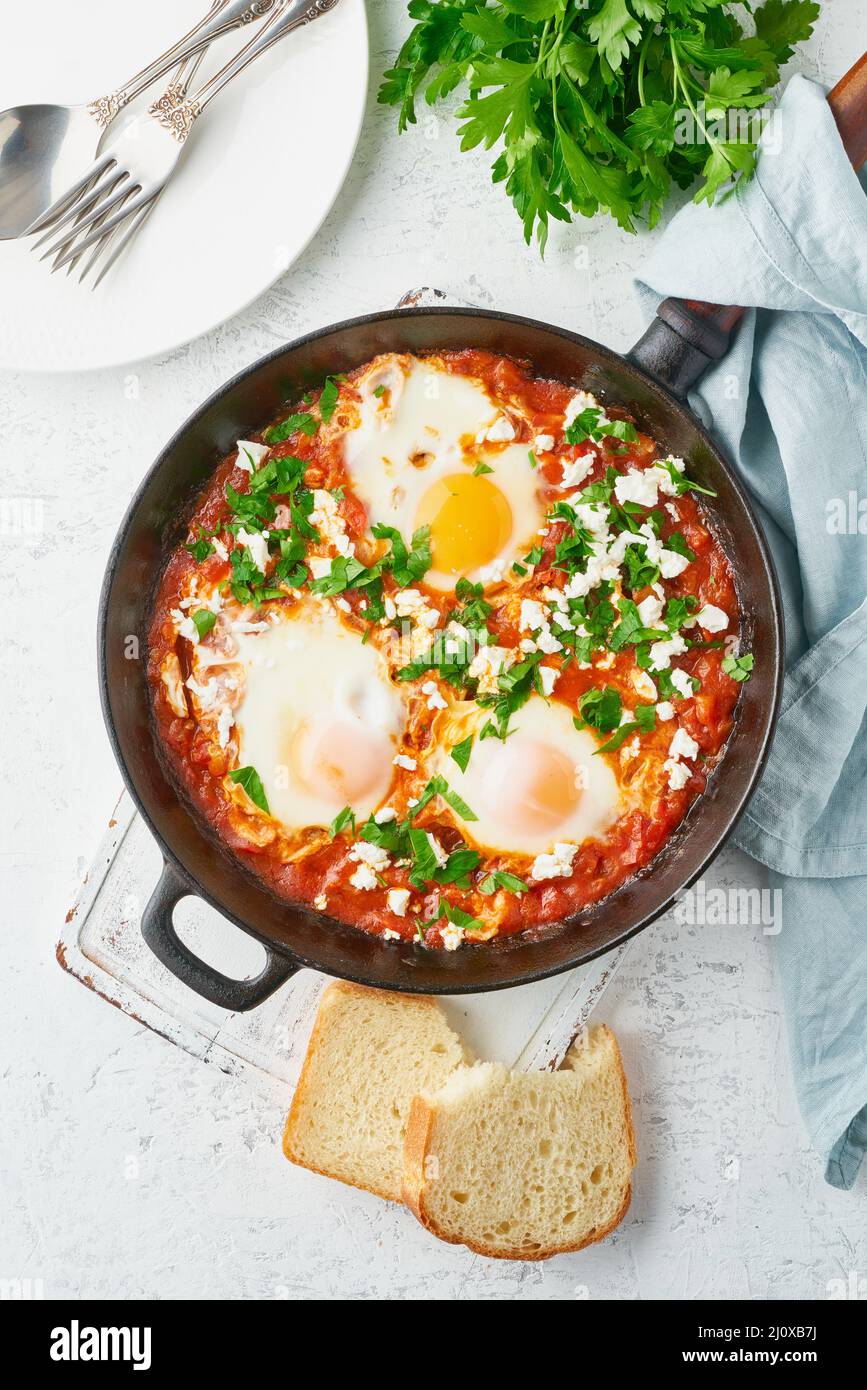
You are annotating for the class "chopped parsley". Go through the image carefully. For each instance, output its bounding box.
[574,685,622,734]
[263,412,318,445]
[318,377,340,424]
[191,609,217,640]
[450,735,474,773]
[479,870,529,896]
[228,766,269,814]
[722,652,754,683]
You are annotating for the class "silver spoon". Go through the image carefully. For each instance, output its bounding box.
[0,0,274,240]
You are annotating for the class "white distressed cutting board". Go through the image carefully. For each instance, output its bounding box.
[57,789,628,1089]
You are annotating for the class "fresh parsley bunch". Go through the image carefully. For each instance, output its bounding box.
[379,0,820,249]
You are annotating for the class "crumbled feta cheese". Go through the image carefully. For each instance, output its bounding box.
[560,454,594,489]
[571,501,610,538]
[313,893,328,911]
[212,536,229,561]
[669,727,700,762]
[539,666,558,697]
[382,927,402,941]
[480,414,516,443]
[374,806,397,824]
[335,597,351,613]
[536,627,563,655]
[648,634,688,671]
[186,675,220,710]
[384,595,397,621]
[658,547,691,579]
[563,390,599,430]
[664,759,692,791]
[349,864,378,891]
[216,706,234,749]
[440,922,465,951]
[311,489,354,558]
[694,603,728,633]
[235,440,269,473]
[235,527,270,574]
[531,841,578,881]
[637,594,664,628]
[656,701,675,721]
[421,680,447,711]
[467,644,515,694]
[533,433,555,453]
[386,890,410,918]
[614,468,659,508]
[563,550,621,600]
[478,558,507,585]
[393,753,417,771]
[307,556,333,580]
[669,667,695,699]
[520,598,548,633]
[620,736,640,762]
[171,608,199,644]
[394,588,424,615]
[350,841,390,870]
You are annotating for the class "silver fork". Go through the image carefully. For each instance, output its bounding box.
[64,25,219,285]
[31,0,342,280]
[49,34,216,283]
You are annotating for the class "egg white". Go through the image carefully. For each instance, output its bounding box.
[430,696,623,855]
[342,354,544,589]
[229,604,406,830]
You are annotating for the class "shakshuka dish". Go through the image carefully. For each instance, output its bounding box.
[148,350,752,951]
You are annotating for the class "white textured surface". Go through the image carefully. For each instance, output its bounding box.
[2,2,865,1300]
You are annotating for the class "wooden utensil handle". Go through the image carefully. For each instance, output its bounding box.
[632,51,867,390]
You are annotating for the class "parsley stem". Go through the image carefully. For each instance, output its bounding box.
[669,34,716,155]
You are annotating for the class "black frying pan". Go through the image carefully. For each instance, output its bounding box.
[99,57,867,1012]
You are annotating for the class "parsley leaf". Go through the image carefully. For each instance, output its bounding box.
[191,610,217,640]
[228,766,270,814]
[263,412,317,446]
[450,735,474,773]
[379,1,818,244]
[722,652,754,682]
[575,685,622,733]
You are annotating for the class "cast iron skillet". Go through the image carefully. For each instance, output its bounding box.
[99,57,867,1013]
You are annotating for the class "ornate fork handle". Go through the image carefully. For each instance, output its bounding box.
[87,0,276,129]
[149,0,342,142]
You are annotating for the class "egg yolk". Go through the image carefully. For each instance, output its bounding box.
[481,738,581,834]
[414,472,513,576]
[290,719,392,805]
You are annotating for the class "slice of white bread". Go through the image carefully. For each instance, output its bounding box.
[282,980,470,1202]
[402,1024,635,1260]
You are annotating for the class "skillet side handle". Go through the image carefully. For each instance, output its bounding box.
[141,860,298,1012]
[626,299,745,399]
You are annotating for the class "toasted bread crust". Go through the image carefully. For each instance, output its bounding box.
[402,1026,635,1261]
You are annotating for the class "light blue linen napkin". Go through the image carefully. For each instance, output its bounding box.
[635,75,867,1189]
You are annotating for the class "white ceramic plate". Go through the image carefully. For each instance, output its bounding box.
[0,0,368,373]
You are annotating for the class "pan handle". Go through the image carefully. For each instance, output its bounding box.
[627,52,867,398]
[141,860,299,1011]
